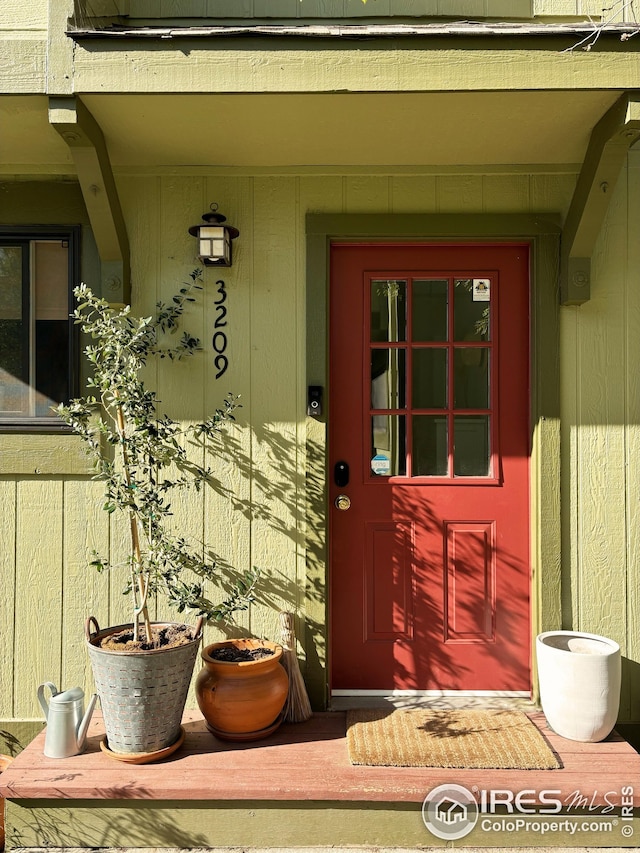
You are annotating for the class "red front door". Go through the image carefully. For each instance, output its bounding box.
[329,242,531,692]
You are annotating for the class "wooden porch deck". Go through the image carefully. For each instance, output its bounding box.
[2,710,639,849]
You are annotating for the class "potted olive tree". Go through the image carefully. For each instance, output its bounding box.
[57,270,258,761]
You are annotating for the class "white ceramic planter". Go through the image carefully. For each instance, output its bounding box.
[536,630,621,742]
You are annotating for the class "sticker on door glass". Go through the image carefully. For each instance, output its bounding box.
[371,454,391,476]
[472,279,491,302]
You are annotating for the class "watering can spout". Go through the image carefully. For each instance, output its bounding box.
[77,693,98,751]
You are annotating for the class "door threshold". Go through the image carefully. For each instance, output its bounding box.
[330,690,535,711]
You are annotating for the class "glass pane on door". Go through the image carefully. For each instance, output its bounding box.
[454,416,490,476]
[371,349,406,409]
[412,348,447,409]
[367,273,495,479]
[370,415,406,476]
[454,348,490,409]
[371,280,406,343]
[412,279,448,342]
[454,278,491,341]
[413,415,448,476]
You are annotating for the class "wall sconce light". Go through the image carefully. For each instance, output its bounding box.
[188,203,239,267]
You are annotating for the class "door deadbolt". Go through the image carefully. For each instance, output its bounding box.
[334,460,350,488]
[335,494,351,511]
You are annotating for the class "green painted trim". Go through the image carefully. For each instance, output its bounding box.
[307,213,561,237]
[6,800,427,850]
[7,800,639,849]
[69,45,640,96]
[305,214,562,707]
[530,234,563,649]
[304,230,330,710]
[47,0,75,97]
[0,435,91,475]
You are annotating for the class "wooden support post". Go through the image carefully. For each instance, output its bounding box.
[561,94,640,306]
[49,96,131,304]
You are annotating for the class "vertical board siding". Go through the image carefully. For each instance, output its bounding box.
[61,479,110,693]
[4,164,640,723]
[202,175,254,646]
[436,175,484,213]
[14,480,64,719]
[560,155,640,722]
[576,170,628,646]
[250,176,299,642]
[625,154,640,720]
[0,481,17,719]
[157,176,207,633]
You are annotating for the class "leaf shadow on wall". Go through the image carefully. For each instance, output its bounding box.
[184,423,326,663]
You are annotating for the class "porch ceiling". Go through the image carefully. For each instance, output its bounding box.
[0,90,622,170]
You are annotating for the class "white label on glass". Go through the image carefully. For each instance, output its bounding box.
[371,454,391,475]
[473,279,491,301]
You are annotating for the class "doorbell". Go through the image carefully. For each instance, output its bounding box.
[307,385,323,418]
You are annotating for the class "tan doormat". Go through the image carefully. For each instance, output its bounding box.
[346,708,561,769]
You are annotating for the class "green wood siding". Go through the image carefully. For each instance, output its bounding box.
[0,168,564,723]
[125,0,534,17]
[78,0,633,21]
[560,148,640,722]
[2,165,640,729]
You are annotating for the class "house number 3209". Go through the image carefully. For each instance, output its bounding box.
[213,279,228,379]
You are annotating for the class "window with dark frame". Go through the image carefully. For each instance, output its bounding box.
[0,227,79,430]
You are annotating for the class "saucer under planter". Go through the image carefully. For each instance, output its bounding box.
[195,638,288,741]
[99,726,185,764]
[86,616,203,758]
[536,630,621,742]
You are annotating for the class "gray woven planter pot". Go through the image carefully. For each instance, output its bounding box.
[86,617,203,755]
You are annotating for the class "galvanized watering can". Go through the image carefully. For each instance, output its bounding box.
[37,682,98,759]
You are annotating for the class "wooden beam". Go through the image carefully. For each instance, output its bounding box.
[48,96,130,304]
[561,94,640,306]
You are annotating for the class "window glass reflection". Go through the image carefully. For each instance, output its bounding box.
[371,349,405,410]
[454,279,491,342]
[370,415,406,476]
[454,416,490,476]
[0,246,27,414]
[412,279,448,342]
[413,415,448,476]
[371,280,406,343]
[412,348,447,409]
[454,348,490,409]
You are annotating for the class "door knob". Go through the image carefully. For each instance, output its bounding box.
[335,494,351,511]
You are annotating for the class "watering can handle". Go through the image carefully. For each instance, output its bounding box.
[85,616,100,642]
[37,682,58,720]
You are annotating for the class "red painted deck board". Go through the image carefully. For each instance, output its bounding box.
[1,711,638,806]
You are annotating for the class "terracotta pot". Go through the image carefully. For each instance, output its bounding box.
[196,639,288,741]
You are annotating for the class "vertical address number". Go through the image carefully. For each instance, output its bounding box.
[213,279,228,379]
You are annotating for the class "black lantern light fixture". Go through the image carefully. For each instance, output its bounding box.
[188,203,239,267]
